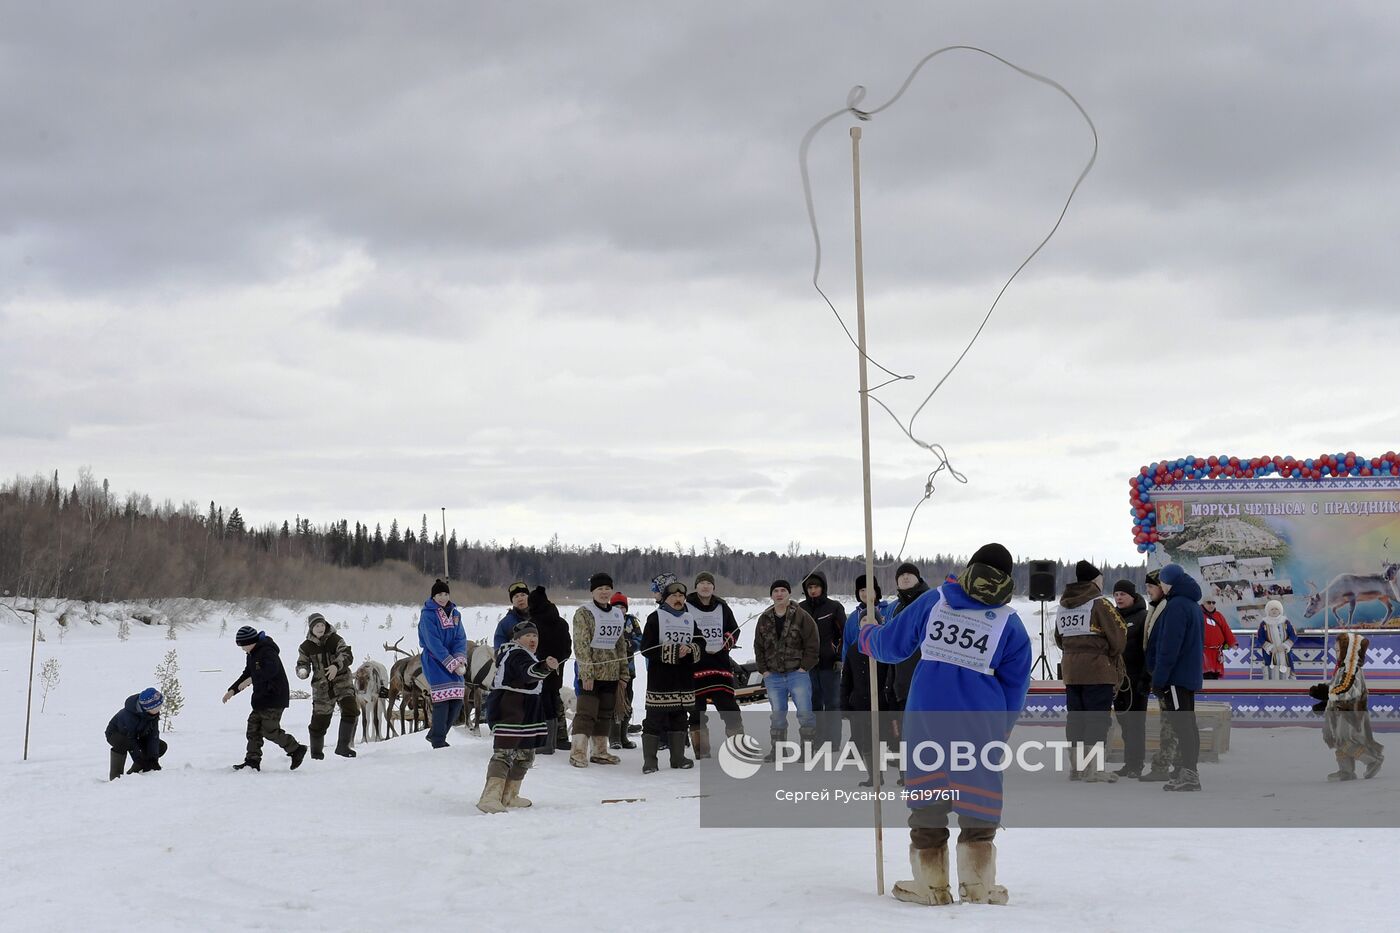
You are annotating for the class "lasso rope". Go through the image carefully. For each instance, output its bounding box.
[799,46,1099,564]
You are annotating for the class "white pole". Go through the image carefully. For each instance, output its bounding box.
[851,125,885,896]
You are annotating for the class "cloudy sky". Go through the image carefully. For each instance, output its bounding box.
[4,2,1398,568]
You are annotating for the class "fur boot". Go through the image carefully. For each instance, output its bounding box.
[956,840,1009,905]
[892,844,953,906]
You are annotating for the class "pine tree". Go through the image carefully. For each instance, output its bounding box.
[227,508,246,536]
[154,648,184,731]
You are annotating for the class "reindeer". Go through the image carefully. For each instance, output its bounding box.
[384,637,430,736]
[353,660,390,743]
[1303,573,1398,627]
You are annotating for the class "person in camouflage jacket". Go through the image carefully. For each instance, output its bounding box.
[296,613,359,760]
[569,573,630,766]
[753,580,820,755]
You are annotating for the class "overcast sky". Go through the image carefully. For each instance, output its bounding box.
[4,2,1398,570]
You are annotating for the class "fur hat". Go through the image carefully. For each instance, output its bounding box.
[511,620,539,639]
[1265,599,1285,618]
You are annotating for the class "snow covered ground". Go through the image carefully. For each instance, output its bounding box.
[0,598,1392,932]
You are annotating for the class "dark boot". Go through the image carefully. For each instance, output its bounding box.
[335,716,358,758]
[764,730,787,763]
[290,744,308,770]
[554,717,572,751]
[233,758,261,771]
[109,749,126,781]
[538,720,556,756]
[619,715,637,749]
[610,721,623,750]
[309,712,331,760]
[668,732,694,770]
[642,734,660,774]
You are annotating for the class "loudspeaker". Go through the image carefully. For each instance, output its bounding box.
[1028,560,1057,602]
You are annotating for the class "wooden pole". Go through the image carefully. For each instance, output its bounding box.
[441,508,450,581]
[23,604,38,761]
[851,125,885,896]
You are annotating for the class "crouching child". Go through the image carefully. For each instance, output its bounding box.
[106,687,167,780]
[1322,632,1384,782]
[478,620,558,813]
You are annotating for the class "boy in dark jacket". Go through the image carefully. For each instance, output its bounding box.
[800,571,847,751]
[527,585,573,755]
[1145,564,1206,792]
[1110,579,1150,778]
[106,687,167,780]
[223,626,307,771]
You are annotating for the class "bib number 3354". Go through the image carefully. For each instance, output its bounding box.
[921,601,1008,674]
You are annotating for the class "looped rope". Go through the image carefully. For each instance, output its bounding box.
[800,46,1098,565]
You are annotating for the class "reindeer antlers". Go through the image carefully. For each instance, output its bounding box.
[383,635,415,657]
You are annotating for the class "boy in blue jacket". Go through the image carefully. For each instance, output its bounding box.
[106,687,167,780]
[859,543,1030,908]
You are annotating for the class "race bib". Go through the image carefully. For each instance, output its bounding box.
[589,606,626,650]
[659,610,695,646]
[1054,603,1095,638]
[920,590,1011,674]
[689,602,726,648]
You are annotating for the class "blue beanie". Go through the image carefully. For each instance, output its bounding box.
[235,625,260,646]
[138,687,163,712]
[1159,564,1186,589]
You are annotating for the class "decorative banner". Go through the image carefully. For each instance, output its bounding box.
[1127,457,1400,630]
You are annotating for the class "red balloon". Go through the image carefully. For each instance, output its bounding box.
[1362,467,1373,476]
[1207,456,1219,466]
[1145,502,1156,512]
[1228,457,1240,467]
[1194,458,1205,468]
[1371,458,1381,468]
[1392,466,1399,476]
[1244,469,1255,478]
[1140,466,1150,476]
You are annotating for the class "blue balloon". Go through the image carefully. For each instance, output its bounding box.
[1306,458,1314,468]
[1141,492,1151,502]
[1146,543,1157,552]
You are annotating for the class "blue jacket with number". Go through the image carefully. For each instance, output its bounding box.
[859,581,1031,822]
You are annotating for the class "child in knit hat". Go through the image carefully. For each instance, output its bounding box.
[105,687,167,780]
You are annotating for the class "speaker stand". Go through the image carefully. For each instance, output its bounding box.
[1032,600,1056,680]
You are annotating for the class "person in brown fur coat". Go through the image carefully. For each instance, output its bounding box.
[1321,632,1384,781]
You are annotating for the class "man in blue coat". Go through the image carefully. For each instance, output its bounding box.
[1145,563,1206,791]
[859,543,1031,908]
